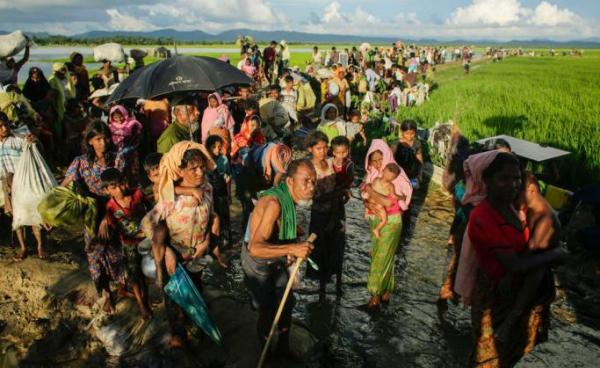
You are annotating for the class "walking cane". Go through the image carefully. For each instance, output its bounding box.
[256,233,317,368]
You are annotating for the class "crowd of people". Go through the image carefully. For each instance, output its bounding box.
[0,40,567,367]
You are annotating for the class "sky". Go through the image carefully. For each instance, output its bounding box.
[0,0,598,41]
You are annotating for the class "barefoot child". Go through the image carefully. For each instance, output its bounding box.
[0,113,46,260]
[101,168,152,319]
[366,163,404,238]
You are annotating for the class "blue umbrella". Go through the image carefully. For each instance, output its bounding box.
[164,264,223,345]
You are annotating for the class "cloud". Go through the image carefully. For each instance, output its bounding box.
[448,0,526,26]
[529,1,581,26]
[0,0,596,40]
[106,9,154,31]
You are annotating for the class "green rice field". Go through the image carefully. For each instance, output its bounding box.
[396,51,600,188]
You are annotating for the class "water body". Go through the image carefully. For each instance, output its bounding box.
[204,181,600,367]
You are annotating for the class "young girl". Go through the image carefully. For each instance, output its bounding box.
[108,105,142,151]
[201,93,235,152]
[232,114,265,158]
[395,120,423,186]
[366,163,404,238]
[108,105,142,185]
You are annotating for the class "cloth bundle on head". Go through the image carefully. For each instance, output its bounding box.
[262,143,291,181]
[157,141,215,203]
[364,139,413,211]
[454,149,501,305]
[108,105,142,149]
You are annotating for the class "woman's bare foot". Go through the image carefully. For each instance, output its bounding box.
[139,304,152,320]
[367,296,380,309]
[14,249,27,261]
[36,247,47,260]
[381,292,392,303]
[103,297,116,315]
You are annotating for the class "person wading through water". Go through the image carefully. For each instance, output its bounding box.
[241,159,316,358]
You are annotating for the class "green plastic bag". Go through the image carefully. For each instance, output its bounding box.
[37,183,98,235]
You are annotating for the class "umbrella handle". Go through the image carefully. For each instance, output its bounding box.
[256,233,317,368]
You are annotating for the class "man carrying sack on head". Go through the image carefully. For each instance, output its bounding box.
[241,159,316,358]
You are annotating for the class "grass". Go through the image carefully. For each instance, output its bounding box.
[395,50,600,188]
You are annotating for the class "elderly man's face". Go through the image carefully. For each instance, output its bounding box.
[180,159,205,187]
[175,105,199,125]
[288,164,315,206]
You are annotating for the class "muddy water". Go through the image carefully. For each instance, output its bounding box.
[205,181,600,367]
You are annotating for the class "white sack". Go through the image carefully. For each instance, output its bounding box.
[11,142,57,229]
[94,43,126,63]
[0,31,31,59]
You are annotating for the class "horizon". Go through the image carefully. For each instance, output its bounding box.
[0,0,598,42]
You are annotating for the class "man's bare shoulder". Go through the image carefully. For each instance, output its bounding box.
[255,195,282,214]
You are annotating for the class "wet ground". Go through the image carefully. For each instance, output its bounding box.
[1,174,600,367]
[206,176,600,367]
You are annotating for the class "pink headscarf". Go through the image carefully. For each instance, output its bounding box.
[108,105,142,149]
[461,150,500,206]
[364,139,413,211]
[454,149,501,305]
[201,92,235,145]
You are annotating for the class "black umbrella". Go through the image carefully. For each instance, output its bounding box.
[106,55,253,104]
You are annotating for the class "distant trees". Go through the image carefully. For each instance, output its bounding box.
[32,35,237,46]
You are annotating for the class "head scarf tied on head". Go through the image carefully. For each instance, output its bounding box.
[319,103,338,122]
[454,149,502,305]
[23,67,50,102]
[108,105,143,148]
[461,150,501,206]
[365,139,413,211]
[157,141,216,203]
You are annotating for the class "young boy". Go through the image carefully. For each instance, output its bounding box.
[0,112,45,260]
[347,110,368,145]
[143,152,163,203]
[280,75,298,122]
[366,163,405,239]
[100,168,152,319]
[206,135,231,254]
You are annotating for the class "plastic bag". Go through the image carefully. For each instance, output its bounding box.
[37,184,97,235]
[0,31,32,59]
[11,142,57,229]
[93,43,126,63]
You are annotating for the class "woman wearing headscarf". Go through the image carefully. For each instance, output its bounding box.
[361,139,412,308]
[66,52,90,102]
[317,103,362,144]
[23,67,52,109]
[456,151,566,367]
[200,92,235,152]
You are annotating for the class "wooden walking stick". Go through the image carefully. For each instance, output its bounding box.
[257,233,317,368]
